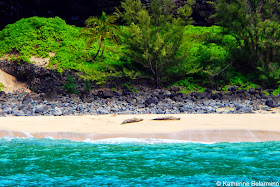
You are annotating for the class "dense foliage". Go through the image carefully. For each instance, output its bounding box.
[118,0,194,87]
[213,0,280,87]
[80,11,120,62]
[0,0,280,92]
[0,16,132,84]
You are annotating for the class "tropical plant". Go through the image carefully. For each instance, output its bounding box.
[80,11,120,62]
[118,0,195,87]
[212,0,280,86]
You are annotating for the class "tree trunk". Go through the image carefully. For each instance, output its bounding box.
[155,71,160,88]
[100,47,105,62]
[91,40,102,61]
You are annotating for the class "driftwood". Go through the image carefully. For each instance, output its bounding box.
[121,117,144,125]
[152,116,181,120]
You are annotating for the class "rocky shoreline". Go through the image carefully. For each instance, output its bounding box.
[0,86,280,117]
[1,59,280,117]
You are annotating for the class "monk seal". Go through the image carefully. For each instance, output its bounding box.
[121,117,144,125]
[152,116,180,120]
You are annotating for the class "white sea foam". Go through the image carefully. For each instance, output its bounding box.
[22,131,34,138]
[1,136,35,141]
[83,137,217,144]
[0,136,216,144]
[44,136,54,140]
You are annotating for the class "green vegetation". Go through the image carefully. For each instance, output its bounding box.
[174,77,206,94]
[122,82,139,93]
[85,80,91,92]
[213,0,280,87]
[81,11,120,62]
[118,0,195,87]
[62,75,78,94]
[262,90,270,96]
[179,25,239,86]
[0,83,5,91]
[0,0,279,93]
[272,86,280,96]
[221,73,260,92]
[0,16,132,84]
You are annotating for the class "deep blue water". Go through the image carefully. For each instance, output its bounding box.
[0,138,279,186]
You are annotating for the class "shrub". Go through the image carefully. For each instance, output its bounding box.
[0,16,134,84]
[222,73,260,91]
[174,77,206,93]
[62,75,78,94]
[178,25,239,86]
[119,0,195,87]
[0,83,5,91]
[213,0,280,86]
[85,80,91,92]
[272,86,280,96]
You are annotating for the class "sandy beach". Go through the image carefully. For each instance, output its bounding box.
[0,114,280,142]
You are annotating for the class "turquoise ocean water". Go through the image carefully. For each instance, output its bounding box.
[0,138,279,186]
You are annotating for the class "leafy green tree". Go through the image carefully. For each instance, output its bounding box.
[81,12,120,62]
[213,0,280,85]
[118,0,195,87]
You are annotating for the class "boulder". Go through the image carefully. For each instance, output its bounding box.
[156,94,167,100]
[210,92,222,100]
[237,106,253,113]
[22,94,33,104]
[14,110,26,116]
[97,90,114,99]
[265,99,278,108]
[145,98,159,107]
[248,88,256,95]
[44,89,58,101]
[228,86,238,92]
[0,91,6,98]
[53,107,63,116]
[35,105,46,113]
[170,85,180,92]
[96,107,109,114]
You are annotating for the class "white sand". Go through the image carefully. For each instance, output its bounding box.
[0,52,55,93]
[0,114,280,142]
[0,69,30,93]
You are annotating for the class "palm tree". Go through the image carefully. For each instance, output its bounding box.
[81,11,120,62]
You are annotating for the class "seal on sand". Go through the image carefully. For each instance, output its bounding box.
[152,116,181,120]
[121,117,144,125]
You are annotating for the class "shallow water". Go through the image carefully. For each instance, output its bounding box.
[0,138,279,186]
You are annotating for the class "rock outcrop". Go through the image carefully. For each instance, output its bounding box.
[0,59,86,96]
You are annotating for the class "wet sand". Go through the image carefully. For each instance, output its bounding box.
[0,114,280,142]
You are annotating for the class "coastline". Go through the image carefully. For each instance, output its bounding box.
[1,114,280,143]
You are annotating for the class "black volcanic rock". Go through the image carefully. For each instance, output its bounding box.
[0,91,6,98]
[265,99,278,108]
[98,90,114,99]
[145,97,158,107]
[0,59,85,95]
